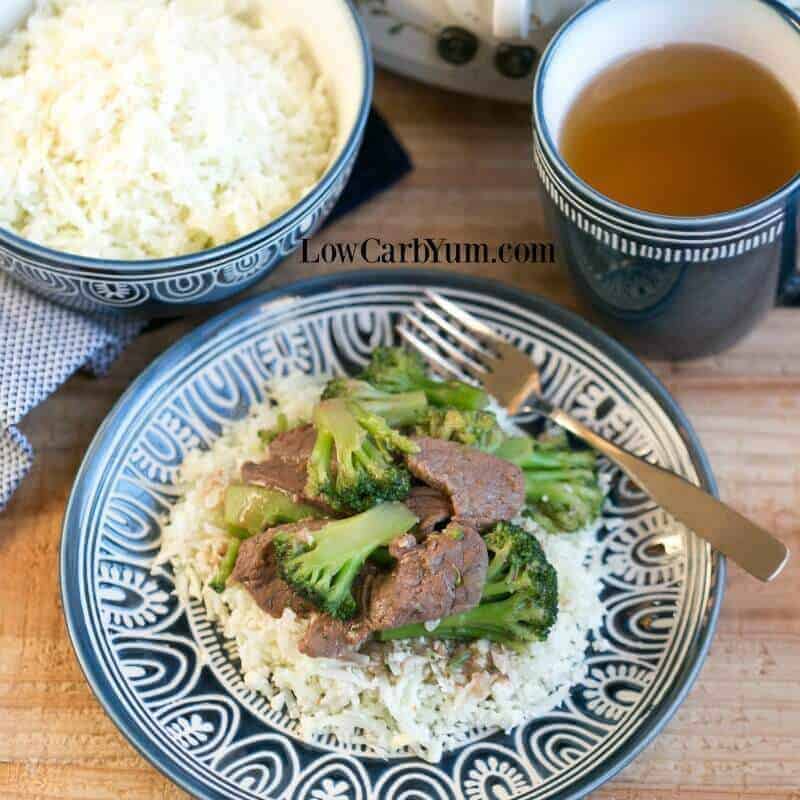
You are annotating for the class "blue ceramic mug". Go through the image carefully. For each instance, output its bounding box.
[532,0,800,360]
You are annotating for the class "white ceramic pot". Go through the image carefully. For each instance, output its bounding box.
[356,0,586,102]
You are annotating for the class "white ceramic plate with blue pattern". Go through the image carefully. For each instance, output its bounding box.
[61,270,724,799]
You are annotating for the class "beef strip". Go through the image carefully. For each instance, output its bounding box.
[300,616,373,659]
[403,485,451,535]
[267,424,318,465]
[369,520,487,629]
[406,436,525,530]
[299,521,488,659]
[230,519,328,619]
[241,425,334,513]
[240,459,306,498]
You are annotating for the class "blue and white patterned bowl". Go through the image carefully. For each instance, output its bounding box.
[61,270,725,799]
[0,1,373,317]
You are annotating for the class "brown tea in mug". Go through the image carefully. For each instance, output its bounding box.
[559,44,800,216]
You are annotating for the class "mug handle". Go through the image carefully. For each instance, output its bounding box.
[493,0,531,38]
[781,272,800,304]
[778,203,800,305]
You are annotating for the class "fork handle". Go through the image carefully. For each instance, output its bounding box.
[545,406,789,582]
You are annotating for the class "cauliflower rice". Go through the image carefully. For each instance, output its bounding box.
[156,374,608,762]
[0,0,336,259]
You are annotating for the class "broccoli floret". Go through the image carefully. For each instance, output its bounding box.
[360,346,489,411]
[274,502,418,619]
[322,377,428,427]
[495,432,605,533]
[522,471,605,534]
[377,521,558,644]
[306,398,417,513]
[413,407,505,451]
[481,522,557,608]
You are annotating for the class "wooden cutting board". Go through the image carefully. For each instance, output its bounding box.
[0,71,798,800]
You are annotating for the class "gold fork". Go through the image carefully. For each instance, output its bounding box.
[399,290,789,582]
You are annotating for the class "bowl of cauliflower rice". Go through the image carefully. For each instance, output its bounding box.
[0,0,372,313]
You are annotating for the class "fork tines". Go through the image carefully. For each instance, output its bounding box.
[398,291,498,383]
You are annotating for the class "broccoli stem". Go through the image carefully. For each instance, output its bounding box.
[360,390,428,427]
[523,469,597,491]
[227,524,252,540]
[307,428,335,496]
[300,504,408,570]
[492,436,530,462]
[377,596,524,644]
[421,379,488,411]
[224,484,321,536]
[258,412,289,445]
[516,449,597,470]
[494,437,596,470]
[209,538,240,593]
[318,399,363,455]
[524,475,603,505]
[322,378,429,427]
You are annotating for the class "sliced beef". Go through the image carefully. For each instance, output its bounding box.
[241,425,334,513]
[404,485,451,535]
[299,522,488,658]
[438,521,487,615]
[388,532,418,559]
[267,424,317,465]
[231,519,327,619]
[299,615,373,659]
[406,437,525,530]
[241,459,306,498]
[369,520,488,629]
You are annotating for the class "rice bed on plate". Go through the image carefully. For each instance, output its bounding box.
[156,374,608,762]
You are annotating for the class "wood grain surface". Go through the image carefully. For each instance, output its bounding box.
[1,71,798,800]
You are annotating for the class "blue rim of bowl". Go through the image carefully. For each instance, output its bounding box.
[60,268,726,800]
[0,0,374,274]
[532,0,800,228]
